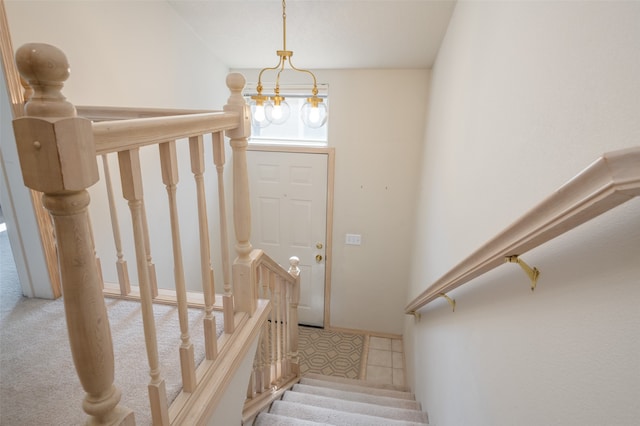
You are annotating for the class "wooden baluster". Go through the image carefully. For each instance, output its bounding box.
[140,202,158,298]
[257,266,269,392]
[159,141,197,392]
[281,284,288,380]
[282,275,290,378]
[275,274,283,383]
[253,334,261,395]
[86,211,104,289]
[247,344,258,399]
[250,264,266,397]
[102,154,131,295]
[246,375,255,400]
[224,73,255,314]
[118,148,169,425]
[212,131,235,333]
[247,261,259,399]
[189,135,218,360]
[12,43,134,425]
[288,257,301,376]
[269,271,278,385]
[254,265,264,393]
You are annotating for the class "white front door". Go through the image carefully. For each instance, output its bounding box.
[247,150,328,327]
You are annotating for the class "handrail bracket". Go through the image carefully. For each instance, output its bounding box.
[438,293,456,312]
[505,255,540,291]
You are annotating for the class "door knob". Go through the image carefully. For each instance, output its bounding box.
[315,254,323,263]
[316,242,323,249]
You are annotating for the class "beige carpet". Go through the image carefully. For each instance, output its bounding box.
[0,222,222,425]
[298,326,364,379]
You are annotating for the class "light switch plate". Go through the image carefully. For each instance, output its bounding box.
[345,233,362,245]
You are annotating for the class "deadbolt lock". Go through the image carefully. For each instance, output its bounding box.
[316,242,323,249]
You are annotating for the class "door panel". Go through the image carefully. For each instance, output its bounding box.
[247,150,327,326]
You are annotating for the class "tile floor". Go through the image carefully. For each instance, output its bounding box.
[364,336,405,387]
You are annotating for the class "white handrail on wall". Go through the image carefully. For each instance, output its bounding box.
[406,146,640,314]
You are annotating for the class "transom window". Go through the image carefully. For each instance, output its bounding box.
[245,84,328,146]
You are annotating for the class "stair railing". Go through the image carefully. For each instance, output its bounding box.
[10,42,282,425]
[243,252,302,422]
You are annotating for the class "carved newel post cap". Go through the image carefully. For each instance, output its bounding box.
[288,256,301,276]
[12,43,98,193]
[224,72,251,139]
[226,72,246,96]
[15,43,76,117]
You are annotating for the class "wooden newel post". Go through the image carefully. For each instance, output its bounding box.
[223,73,256,314]
[11,43,134,425]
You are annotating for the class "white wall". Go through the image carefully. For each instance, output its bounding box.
[405,1,640,425]
[5,0,233,295]
[6,0,228,109]
[237,68,429,335]
[1,65,53,298]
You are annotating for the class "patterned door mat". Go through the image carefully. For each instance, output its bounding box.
[298,326,364,379]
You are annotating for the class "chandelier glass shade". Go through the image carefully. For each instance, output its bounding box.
[251,0,327,128]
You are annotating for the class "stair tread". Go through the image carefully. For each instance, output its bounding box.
[303,372,409,392]
[292,383,421,410]
[270,400,426,426]
[300,377,415,400]
[254,411,330,426]
[283,390,428,423]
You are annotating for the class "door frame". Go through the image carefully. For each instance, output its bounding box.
[247,144,335,328]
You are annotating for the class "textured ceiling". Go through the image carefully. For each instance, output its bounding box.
[167,0,456,69]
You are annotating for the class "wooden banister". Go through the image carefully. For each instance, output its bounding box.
[77,105,216,121]
[12,42,135,425]
[243,254,301,422]
[405,146,640,314]
[91,111,240,155]
[11,39,289,424]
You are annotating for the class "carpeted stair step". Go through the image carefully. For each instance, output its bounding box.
[303,372,409,392]
[253,411,329,426]
[292,383,421,410]
[268,400,426,426]
[282,390,428,423]
[299,377,415,400]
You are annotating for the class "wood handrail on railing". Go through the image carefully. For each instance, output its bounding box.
[77,105,216,121]
[91,111,240,155]
[406,146,640,314]
[11,42,292,425]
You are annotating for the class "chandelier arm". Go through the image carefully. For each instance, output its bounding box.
[286,56,319,92]
[257,58,286,90]
[275,68,284,93]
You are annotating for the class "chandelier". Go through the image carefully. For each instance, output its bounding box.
[250,0,328,129]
